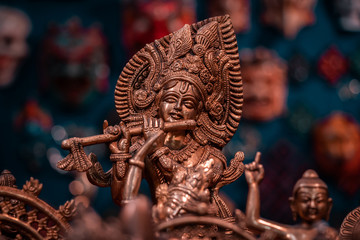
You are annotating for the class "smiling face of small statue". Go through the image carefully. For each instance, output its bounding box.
[159,80,203,123]
[291,187,332,223]
[289,170,332,224]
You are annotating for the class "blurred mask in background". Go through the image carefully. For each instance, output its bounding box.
[334,0,360,31]
[208,0,250,33]
[313,112,360,194]
[241,47,288,122]
[0,6,31,87]
[121,0,196,56]
[317,45,348,85]
[14,99,53,173]
[262,0,317,38]
[40,18,109,108]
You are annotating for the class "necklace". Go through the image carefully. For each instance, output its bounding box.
[167,136,200,163]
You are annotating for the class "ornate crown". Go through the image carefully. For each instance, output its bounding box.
[114,15,242,147]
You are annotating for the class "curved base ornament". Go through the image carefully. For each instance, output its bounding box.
[0,170,75,239]
[339,206,360,240]
[156,216,255,240]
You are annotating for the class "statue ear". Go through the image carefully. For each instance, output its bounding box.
[326,197,333,221]
[289,196,297,221]
[198,102,204,112]
[195,102,204,122]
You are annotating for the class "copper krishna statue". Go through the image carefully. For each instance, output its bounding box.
[57,15,254,239]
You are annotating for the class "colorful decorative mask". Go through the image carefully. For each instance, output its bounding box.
[208,0,250,33]
[41,18,109,107]
[313,112,360,194]
[241,47,288,122]
[318,46,348,85]
[121,0,196,56]
[0,7,31,87]
[262,0,317,38]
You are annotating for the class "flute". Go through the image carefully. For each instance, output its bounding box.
[61,119,196,150]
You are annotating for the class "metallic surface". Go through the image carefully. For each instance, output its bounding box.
[339,206,360,240]
[245,153,337,239]
[57,15,249,238]
[0,170,75,239]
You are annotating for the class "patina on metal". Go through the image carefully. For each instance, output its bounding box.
[0,170,76,239]
[245,152,338,240]
[57,15,252,239]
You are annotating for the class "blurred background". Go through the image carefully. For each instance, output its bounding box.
[0,0,359,229]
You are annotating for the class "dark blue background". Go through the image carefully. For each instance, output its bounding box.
[0,0,359,229]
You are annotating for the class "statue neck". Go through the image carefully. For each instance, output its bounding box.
[164,131,187,150]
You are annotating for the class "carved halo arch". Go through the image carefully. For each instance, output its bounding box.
[114,15,243,148]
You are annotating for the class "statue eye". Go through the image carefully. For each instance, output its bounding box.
[183,100,195,109]
[298,196,310,203]
[163,95,178,103]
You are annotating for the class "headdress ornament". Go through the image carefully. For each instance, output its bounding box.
[292,169,328,196]
[114,15,242,147]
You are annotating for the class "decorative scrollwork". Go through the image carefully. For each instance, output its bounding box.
[339,206,360,240]
[58,199,77,220]
[114,15,242,148]
[0,170,75,239]
[23,177,43,197]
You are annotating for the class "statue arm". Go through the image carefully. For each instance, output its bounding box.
[120,117,165,204]
[245,153,290,238]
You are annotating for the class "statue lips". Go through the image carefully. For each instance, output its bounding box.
[307,208,319,220]
[169,111,183,121]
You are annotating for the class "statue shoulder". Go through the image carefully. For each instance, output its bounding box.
[204,145,227,166]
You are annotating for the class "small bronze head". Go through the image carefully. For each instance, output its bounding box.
[289,169,333,223]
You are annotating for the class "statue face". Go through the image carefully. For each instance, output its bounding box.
[293,187,331,223]
[159,81,201,123]
[243,63,287,122]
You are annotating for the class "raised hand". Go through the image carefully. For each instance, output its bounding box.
[245,152,264,185]
[142,116,165,153]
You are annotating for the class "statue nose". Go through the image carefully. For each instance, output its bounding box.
[309,199,317,208]
[174,100,182,110]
